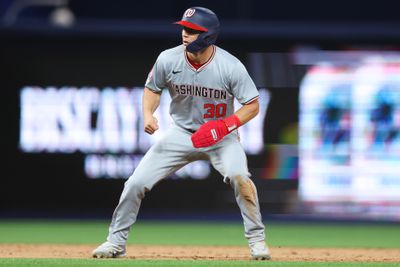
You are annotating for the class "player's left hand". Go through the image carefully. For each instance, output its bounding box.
[191,115,241,148]
[191,120,228,148]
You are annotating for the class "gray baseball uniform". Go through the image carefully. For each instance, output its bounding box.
[106,44,266,246]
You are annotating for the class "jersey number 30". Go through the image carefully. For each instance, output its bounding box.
[204,103,227,119]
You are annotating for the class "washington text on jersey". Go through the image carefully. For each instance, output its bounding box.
[171,83,228,100]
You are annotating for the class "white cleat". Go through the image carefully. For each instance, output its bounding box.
[92,241,126,258]
[249,241,271,260]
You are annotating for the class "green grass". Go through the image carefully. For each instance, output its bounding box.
[267,223,400,248]
[0,259,399,267]
[0,220,399,267]
[0,220,399,248]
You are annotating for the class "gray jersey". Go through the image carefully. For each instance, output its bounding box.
[103,44,266,253]
[145,45,259,131]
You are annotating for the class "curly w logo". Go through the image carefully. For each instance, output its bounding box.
[184,8,196,17]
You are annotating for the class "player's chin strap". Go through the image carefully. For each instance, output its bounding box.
[191,114,242,148]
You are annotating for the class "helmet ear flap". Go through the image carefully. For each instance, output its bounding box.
[204,31,218,44]
[186,32,208,53]
[186,28,219,53]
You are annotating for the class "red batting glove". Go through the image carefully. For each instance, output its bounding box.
[191,115,241,148]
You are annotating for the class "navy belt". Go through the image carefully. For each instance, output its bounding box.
[183,127,196,134]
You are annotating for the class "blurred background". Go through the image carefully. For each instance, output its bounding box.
[1,0,400,222]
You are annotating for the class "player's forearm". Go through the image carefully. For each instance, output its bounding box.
[143,87,161,117]
[234,99,259,125]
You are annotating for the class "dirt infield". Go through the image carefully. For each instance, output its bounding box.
[0,244,399,262]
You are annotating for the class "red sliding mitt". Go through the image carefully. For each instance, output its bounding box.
[191,115,241,148]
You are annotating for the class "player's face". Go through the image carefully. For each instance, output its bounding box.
[182,27,202,47]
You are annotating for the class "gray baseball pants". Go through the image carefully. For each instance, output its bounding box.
[106,125,265,246]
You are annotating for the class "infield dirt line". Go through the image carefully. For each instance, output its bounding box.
[0,244,399,262]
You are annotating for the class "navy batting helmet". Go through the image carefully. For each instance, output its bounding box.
[174,7,220,53]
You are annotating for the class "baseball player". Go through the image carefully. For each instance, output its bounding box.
[93,6,271,260]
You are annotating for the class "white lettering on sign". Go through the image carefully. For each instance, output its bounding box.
[20,86,269,154]
[19,86,270,179]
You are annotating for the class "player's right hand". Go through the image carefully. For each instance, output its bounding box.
[144,116,159,135]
